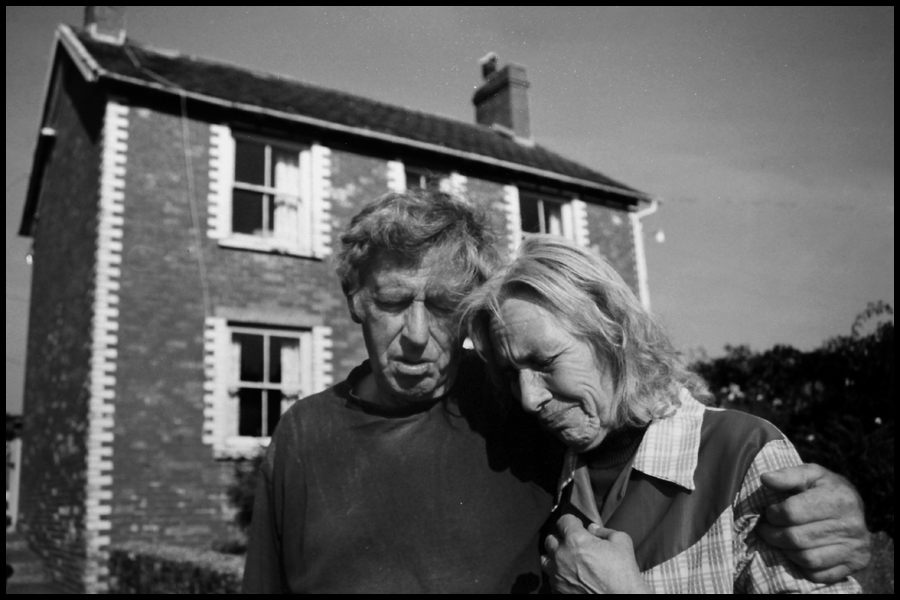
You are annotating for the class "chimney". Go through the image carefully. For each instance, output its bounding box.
[84,6,126,45]
[472,53,531,142]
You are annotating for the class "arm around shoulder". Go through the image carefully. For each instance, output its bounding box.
[733,440,861,594]
[757,463,871,583]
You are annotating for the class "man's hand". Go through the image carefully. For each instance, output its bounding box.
[758,463,871,583]
[542,515,652,594]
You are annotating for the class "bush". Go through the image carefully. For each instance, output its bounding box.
[227,452,265,532]
[108,541,244,594]
[691,303,894,537]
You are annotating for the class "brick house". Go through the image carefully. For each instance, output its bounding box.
[17,7,655,593]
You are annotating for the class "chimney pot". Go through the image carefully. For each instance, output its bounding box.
[472,56,531,141]
[84,6,126,45]
[480,52,499,80]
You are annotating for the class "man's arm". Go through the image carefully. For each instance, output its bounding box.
[757,463,871,584]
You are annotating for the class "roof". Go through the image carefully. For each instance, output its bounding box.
[60,25,648,201]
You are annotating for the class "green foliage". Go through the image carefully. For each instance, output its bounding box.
[227,452,266,532]
[108,541,244,594]
[856,532,895,594]
[691,302,894,537]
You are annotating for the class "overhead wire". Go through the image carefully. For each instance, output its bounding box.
[124,43,212,319]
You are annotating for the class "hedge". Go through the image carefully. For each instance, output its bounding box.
[108,541,244,594]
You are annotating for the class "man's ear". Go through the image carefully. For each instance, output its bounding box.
[347,295,362,324]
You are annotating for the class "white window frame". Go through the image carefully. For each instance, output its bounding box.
[515,189,589,246]
[404,165,448,192]
[208,125,332,258]
[229,325,312,439]
[204,318,333,459]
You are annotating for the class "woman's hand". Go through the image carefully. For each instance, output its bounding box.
[542,515,653,594]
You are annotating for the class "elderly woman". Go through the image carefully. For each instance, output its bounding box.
[463,235,860,594]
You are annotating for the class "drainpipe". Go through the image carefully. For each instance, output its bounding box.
[630,198,660,311]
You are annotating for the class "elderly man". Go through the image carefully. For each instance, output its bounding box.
[242,191,870,594]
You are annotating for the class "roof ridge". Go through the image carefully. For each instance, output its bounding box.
[71,27,648,199]
[110,30,497,135]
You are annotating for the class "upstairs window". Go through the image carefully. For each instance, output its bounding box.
[232,136,310,246]
[208,125,333,258]
[405,166,447,192]
[519,192,566,236]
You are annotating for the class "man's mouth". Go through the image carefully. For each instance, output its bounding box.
[394,358,431,376]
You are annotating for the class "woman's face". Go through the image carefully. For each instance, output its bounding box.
[489,295,616,452]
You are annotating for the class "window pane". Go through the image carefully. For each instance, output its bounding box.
[519,195,541,234]
[234,332,264,382]
[266,195,276,235]
[406,169,444,191]
[234,139,265,185]
[544,201,563,236]
[405,170,424,190]
[238,388,263,437]
[271,148,301,194]
[266,390,283,437]
[233,189,265,235]
[269,336,300,385]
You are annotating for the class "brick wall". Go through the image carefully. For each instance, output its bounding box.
[328,149,388,375]
[19,56,106,593]
[584,203,639,295]
[465,175,513,259]
[110,104,231,548]
[108,107,380,550]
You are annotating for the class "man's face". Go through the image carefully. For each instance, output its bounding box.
[354,254,464,408]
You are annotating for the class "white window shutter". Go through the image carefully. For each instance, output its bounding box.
[298,149,313,255]
[386,160,406,192]
[203,317,232,448]
[310,144,333,258]
[311,326,333,394]
[279,339,303,406]
[208,125,234,240]
[449,172,469,197]
[439,172,468,197]
[561,202,574,239]
[570,199,590,247]
[503,185,522,256]
[300,330,313,399]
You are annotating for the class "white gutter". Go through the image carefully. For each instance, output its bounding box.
[630,197,660,311]
[57,25,651,203]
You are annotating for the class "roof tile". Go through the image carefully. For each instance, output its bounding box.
[76,30,644,198]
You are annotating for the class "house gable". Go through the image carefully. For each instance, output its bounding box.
[16,18,657,593]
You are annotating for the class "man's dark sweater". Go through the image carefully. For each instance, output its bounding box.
[242,354,563,593]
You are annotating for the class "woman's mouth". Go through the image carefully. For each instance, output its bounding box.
[538,404,581,431]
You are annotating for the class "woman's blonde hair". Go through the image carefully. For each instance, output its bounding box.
[462,234,709,429]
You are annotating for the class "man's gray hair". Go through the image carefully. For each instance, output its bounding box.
[337,190,501,315]
[463,234,710,429]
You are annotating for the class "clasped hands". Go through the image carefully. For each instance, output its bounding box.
[542,514,651,594]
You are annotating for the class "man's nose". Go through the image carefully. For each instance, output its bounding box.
[401,302,429,347]
[517,370,550,413]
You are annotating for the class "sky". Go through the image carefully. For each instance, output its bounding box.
[5,7,894,413]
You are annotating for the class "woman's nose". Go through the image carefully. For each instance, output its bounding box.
[517,370,550,413]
